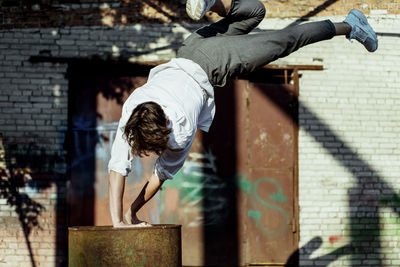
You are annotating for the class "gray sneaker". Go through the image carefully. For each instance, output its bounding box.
[344,9,378,52]
[186,0,216,21]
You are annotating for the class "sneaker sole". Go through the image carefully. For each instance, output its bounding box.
[186,0,204,21]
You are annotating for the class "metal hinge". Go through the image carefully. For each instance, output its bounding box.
[292,218,297,233]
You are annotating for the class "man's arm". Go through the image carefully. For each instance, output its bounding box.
[108,109,133,227]
[109,170,164,227]
[108,170,128,227]
[125,173,164,224]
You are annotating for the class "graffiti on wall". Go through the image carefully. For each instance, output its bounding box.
[66,118,115,170]
[161,147,291,237]
[66,120,147,196]
[161,147,230,227]
[237,174,290,237]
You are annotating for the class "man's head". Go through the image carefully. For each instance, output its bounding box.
[124,101,171,157]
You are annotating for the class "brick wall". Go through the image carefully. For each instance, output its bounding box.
[257,14,400,266]
[0,0,399,266]
[0,0,398,29]
[263,0,400,18]
[0,1,189,29]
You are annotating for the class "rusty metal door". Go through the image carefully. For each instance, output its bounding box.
[241,80,298,265]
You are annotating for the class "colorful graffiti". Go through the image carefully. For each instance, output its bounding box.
[237,174,290,237]
[161,151,291,236]
[161,148,229,227]
[66,118,116,170]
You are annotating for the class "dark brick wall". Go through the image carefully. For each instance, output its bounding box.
[0,0,399,29]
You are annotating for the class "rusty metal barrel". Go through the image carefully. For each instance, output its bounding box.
[68,225,182,267]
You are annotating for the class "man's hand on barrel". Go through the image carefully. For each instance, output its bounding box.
[121,209,152,227]
[109,171,163,228]
[115,173,163,228]
[113,220,151,228]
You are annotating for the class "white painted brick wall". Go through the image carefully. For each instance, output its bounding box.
[259,15,400,266]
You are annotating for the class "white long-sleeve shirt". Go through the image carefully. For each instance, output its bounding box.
[108,58,215,181]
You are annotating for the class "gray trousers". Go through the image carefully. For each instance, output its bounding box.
[177,0,336,87]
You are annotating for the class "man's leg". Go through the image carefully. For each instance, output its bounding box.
[178,0,265,80]
[186,0,217,21]
[179,0,263,66]
[181,0,265,47]
[186,0,232,21]
[196,0,266,37]
[180,9,377,87]
[189,20,338,87]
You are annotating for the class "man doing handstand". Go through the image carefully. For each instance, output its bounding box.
[108,0,378,227]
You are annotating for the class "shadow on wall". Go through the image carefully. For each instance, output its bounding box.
[1,0,190,26]
[0,134,66,267]
[285,0,339,28]
[0,140,44,267]
[27,0,191,70]
[200,80,240,266]
[285,237,352,266]
[0,168,43,267]
[252,86,400,267]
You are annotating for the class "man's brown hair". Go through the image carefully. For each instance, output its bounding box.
[124,101,171,157]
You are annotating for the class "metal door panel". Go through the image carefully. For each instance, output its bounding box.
[247,82,296,170]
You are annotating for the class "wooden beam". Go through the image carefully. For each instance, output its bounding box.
[264,64,324,71]
[30,56,324,71]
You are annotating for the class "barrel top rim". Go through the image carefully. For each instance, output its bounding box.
[68,224,181,231]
